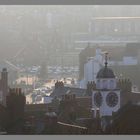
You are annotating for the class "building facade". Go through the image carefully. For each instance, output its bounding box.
[80,48,104,89]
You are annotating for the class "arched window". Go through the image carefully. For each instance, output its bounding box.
[110,80,115,89]
[103,80,108,89]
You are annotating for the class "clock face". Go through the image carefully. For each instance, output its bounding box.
[94,92,102,107]
[106,92,118,107]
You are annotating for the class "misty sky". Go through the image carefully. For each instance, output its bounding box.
[0,5,140,49]
[0,5,140,66]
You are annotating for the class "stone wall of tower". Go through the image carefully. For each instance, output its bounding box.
[92,90,120,117]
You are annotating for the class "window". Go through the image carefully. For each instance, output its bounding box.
[103,80,108,89]
[110,80,116,89]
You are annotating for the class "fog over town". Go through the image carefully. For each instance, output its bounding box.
[0,6,140,135]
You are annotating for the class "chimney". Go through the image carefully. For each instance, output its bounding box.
[16,88,19,94]
[1,68,8,106]
[91,108,95,118]
[19,88,22,94]
[96,108,100,118]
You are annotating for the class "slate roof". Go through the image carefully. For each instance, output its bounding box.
[51,87,86,98]
[96,67,115,78]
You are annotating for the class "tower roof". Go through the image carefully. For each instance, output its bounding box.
[96,52,115,79]
[96,67,115,78]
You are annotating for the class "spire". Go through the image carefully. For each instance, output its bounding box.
[105,52,108,68]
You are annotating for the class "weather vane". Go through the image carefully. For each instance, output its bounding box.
[105,52,109,67]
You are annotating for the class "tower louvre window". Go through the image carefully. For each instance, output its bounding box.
[103,80,108,89]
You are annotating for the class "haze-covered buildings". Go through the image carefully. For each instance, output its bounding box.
[79,43,140,90]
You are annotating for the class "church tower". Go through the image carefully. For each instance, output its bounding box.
[92,53,120,118]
